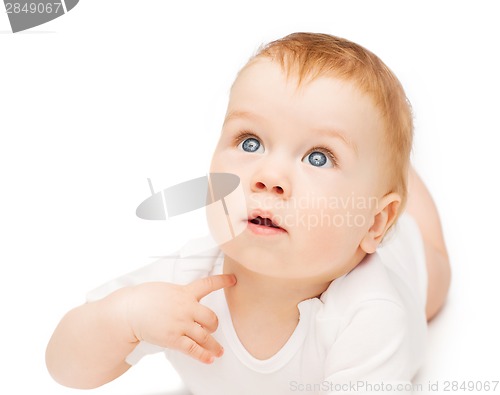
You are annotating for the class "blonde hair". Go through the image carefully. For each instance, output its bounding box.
[245,32,413,220]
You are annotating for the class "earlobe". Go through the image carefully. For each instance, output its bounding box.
[360,192,401,254]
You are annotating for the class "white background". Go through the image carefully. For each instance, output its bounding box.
[1,1,499,394]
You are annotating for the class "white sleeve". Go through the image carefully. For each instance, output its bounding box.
[322,299,416,395]
[86,256,178,303]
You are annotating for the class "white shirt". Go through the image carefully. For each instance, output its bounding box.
[87,213,427,395]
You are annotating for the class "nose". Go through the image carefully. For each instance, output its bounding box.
[250,167,291,198]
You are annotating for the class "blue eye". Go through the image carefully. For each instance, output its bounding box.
[303,150,334,168]
[239,137,263,153]
[308,152,327,166]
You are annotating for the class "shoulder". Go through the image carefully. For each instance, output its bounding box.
[319,295,422,381]
[320,251,404,316]
[316,254,410,356]
[318,281,425,381]
[315,219,428,379]
[318,214,428,340]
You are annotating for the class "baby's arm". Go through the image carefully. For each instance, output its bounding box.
[405,166,451,321]
[45,275,236,389]
[45,286,136,388]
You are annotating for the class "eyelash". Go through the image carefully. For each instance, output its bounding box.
[233,131,340,168]
[233,131,258,146]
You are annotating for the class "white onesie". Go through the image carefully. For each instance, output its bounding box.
[87,212,428,395]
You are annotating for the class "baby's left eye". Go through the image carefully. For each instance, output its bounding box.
[303,151,335,168]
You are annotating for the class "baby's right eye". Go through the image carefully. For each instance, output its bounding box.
[238,137,264,153]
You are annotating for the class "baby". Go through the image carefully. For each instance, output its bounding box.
[46,33,451,394]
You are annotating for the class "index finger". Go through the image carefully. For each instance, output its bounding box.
[186,274,237,300]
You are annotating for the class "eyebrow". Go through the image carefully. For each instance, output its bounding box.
[224,110,358,156]
[316,128,358,156]
[223,110,263,126]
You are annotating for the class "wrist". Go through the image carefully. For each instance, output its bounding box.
[101,286,140,345]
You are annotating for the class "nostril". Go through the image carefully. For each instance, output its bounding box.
[253,182,284,194]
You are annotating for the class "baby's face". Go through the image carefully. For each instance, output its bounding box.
[210,59,388,283]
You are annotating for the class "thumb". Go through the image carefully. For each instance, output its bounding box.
[186,274,237,301]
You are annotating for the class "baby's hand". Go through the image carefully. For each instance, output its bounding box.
[126,274,236,364]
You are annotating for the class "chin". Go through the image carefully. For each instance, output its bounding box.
[221,242,284,272]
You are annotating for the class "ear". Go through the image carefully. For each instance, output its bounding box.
[360,192,401,254]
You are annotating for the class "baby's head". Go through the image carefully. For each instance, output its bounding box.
[243,33,412,211]
[209,33,413,283]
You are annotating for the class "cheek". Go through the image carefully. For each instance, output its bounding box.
[293,206,371,257]
[205,157,249,246]
[298,220,346,258]
[210,144,233,170]
[209,151,223,173]
[210,150,248,179]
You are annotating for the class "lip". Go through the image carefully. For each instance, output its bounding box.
[246,209,287,236]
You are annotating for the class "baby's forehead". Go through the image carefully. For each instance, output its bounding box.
[232,58,377,107]
[230,60,382,121]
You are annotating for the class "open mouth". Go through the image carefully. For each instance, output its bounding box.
[249,216,281,228]
[247,211,286,235]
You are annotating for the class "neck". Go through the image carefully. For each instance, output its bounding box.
[222,255,330,321]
